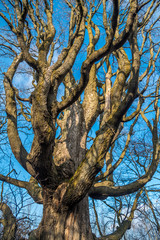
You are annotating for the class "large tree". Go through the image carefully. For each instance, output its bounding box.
[0,0,159,239]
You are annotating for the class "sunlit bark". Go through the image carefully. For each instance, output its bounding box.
[0,0,159,239]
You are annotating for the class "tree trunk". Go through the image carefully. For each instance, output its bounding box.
[29,187,94,240]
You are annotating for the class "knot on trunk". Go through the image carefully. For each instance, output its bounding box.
[55,158,75,179]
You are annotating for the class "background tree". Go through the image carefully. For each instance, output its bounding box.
[0,168,41,240]
[0,0,159,239]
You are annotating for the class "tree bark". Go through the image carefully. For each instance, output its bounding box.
[29,189,93,240]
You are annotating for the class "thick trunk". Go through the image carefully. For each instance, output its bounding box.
[30,190,93,240]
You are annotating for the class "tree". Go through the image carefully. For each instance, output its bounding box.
[0,0,159,239]
[0,169,41,240]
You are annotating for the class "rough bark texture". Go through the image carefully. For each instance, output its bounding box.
[0,0,159,239]
[30,192,93,240]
